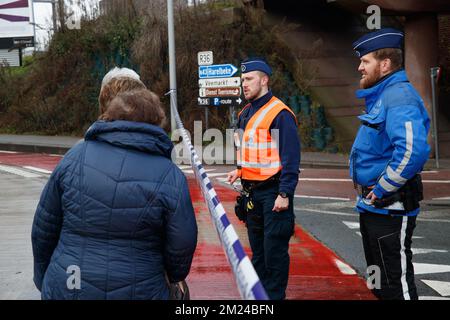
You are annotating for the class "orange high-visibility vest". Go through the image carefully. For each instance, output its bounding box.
[236,96,297,181]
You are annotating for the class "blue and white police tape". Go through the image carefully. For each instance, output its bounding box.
[172,106,268,300]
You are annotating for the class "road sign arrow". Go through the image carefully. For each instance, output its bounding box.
[199,64,238,79]
[199,77,241,88]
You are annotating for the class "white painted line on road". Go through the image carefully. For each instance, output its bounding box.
[422,180,450,183]
[299,178,352,182]
[206,172,229,177]
[23,166,52,174]
[417,217,450,223]
[183,169,216,174]
[342,221,360,229]
[421,280,450,297]
[413,263,450,275]
[0,164,41,178]
[295,195,350,201]
[334,259,357,275]
[412,248,448,255]
[422,171,438,174]
[299,177,450,183]
[177,165,192,170]
[0,150,18,154]
[432,196,450,200]
[419,296,450,300]
[413,236,424,239]
[295,207,355,217]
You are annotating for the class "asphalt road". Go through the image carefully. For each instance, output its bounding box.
[1,153,449,300]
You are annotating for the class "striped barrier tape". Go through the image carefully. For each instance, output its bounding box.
[172,104,268,300]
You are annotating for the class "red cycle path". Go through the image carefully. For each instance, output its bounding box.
[0,152,375,300]
[186,178,375,300]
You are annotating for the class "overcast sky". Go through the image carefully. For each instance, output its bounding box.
[32,0,99,50]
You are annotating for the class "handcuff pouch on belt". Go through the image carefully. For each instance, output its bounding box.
[235,191,253,222]
[234,172,280,222]
[361,174,423,212]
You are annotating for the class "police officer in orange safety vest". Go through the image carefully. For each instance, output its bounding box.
[227,57,301,300]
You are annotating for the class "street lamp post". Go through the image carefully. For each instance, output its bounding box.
[167,0,177,134]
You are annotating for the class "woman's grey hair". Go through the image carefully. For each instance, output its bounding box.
[101,67,144,89]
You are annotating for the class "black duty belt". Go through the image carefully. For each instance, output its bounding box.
[355,174,423,211]
[242,172,281,192]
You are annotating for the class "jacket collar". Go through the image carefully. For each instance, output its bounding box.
[85,120,174,159]
[250,90,273,110]
[356,69,408,110]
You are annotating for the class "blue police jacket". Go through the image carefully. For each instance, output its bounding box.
[350,70,430,216]
[31,120,198,299]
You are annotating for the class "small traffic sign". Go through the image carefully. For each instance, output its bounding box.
[198,97,243,106]
[198,77,241,88]
[199,87,241,98]
[199,64,238,79]
[197,97,210,106]
[198,51,213,66]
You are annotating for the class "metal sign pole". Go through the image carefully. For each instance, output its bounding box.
[430,67,440,169]
[167,0,177,134]
[205,107,209,130]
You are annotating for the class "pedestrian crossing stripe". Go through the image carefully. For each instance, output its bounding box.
[413,263,450,275]
[421,280,450,297]
[0,164,41,178]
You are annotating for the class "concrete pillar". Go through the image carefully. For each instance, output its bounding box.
[404,13,438,152]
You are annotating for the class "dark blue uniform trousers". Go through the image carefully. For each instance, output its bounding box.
[246,183,295,300]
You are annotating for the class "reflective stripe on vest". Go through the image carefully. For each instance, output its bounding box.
[239,96,296,181]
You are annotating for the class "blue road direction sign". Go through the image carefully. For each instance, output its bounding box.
[198,97,243,106]
[199,64,238,79]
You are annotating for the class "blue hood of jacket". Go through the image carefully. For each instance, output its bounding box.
[85,120,174,159]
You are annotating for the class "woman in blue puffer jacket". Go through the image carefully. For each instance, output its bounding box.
[31,89,198,299]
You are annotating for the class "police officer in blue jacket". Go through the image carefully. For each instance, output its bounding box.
[350,28,431,300]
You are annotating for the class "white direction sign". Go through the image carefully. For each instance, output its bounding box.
[198,51,213,66]
[199,87,241,97]
[199,77,241,88]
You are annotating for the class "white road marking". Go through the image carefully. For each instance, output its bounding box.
[23,166,52,174]
[296,207,356,217]
[295,195,350,201]
[0,164,41,178]
[421,280,450,297]
[413,236,424,239]
[342,221,360,229]
[298,178,450,183]
[0,150,18,154]
[412,248,448,255]
[299,178,352,182]
[419,296,450,300]
[413,263,450,275]
[432,196,450,200]
[183,169,216,174]
[205,172,229,177]
[417,217,450,223]
[177,165,192,170]
[334,259,357,275]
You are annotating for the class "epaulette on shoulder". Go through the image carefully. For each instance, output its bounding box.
[383,82,419,109]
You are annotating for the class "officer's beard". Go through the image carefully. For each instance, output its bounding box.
[360,64,382,89]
